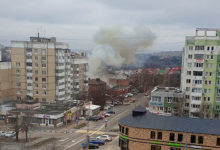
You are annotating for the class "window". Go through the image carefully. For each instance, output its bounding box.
[217,89,220,94]
[198,136,203,144]
[195,45,204,50]
[167,97,172,103]
[188,55,193,59]
[151,131,156,139]
[35,63,38,67]
[35,70,38,75]
[16,62,20,67]
[42,78,46,82]
[26,63,32,66]
[217,138,220,146]
[208,89,211,94]
[42,91,46,95]
[216,105,220,110]
[211,46,214,51]
[216,97,220,102]
[157,132,162,140]
[169,133,175,141]
[189,46,193,50]
[186,87,190,91]
[35,83,38,88]
[194,63,203,68]
[185,95,190,99]
[187,63,192,67]
[35,90,38,95]
[34,49,38,54]
[42,64,46,68]
[205,80,207,85]
[192,96,201,101]
[42,56,46,61]
[152,96,161,102]
[27,83,32,86]
[186,79,191,83]
[193,71,203,76]
[151,145,161,150]
[211,55,214,59]
[35,56,38,60]
[178,134,183,142]
[194,54,204,59]
[191,135,196,143]
[42,98,46,102]
[204,97,206,101]
[16,69,20,74]
[42,71,46,75]
[207,46,210,50]
[42,49,46,55]
[210,72,212,76]
[206,64,208,68]
[42,84,46,89]
[205,72,208,76]
[209,81,211,85]
[204,89,207,93]
[194,80,202,84]
[122,127,124,133]
[35,77,38,81]
[187,71,191,75]
[125,128,129,135]
[192,88,202,93]
[209,63,212,68]
[207,55,209,59]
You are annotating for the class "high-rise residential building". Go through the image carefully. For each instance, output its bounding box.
[71,52,88,100]
[11,36,73,103]
[0,62,14,102]
[181,28,220,118]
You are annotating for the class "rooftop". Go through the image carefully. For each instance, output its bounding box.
[119,106,220,135]
[89,78,106,85]
[152,86,182,93]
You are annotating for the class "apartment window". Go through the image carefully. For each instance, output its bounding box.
[35,70,38,75]
[122,127,124,133]
[186,79,191,83]
[217,138,220,146]
[125,128,129,135]
[211,46,214,51]
[209,63,212,68]
[194,63,203,68]
[210,72,212,76]
[198,136,203,144]
[195,45,204,50]
[217,89,220,94]
[205,72,208,76]
[205,80,207,85]
[192,88,202,93]
[209,81,211,84]
[191,135,196,143]
[206,64,208,68]
[187,71,191,75]
[42,98,46,103]
[204,97,206,101]
[150,131,156,139]
[42,78,46,82]
[42,71,46,75]
[42,91,46,95]
[42,84,46,89]
[157,132,162,140]
[17,96,21,100]
[189,46,193,50]
[194,80,202,84]
[216,105,220,110]
[42,64,46,68]
[188,55,192,59]
[193,71,203,76]
[207,46,210,50]
[27,69,32,73]
[169,133,175,141]
[27,83,32,86]
[35,77,38,81]
[216,97,220,102]
[204,89,207,93]
[34,49,38,54]
[42,56,46,61]
[167,97,172,103]
[170,148,181,150]
[35,56,38,60]
[207,55,209,59]
[187,63,192,67]
[16,83,21,87]
[16,77,20,81]
[192,96,201,101]
[35,83,38,88]
[26,63,32,66]
[186,87,190,92]
[194,54,204,59]
[218,64,220,69]
[35,91,38,95]
[16,69,20,74]
[35,63,38,67]
[185,95,190,99]
[178,134,183,142]
[42,49,46,55]
[208,89,211,94]
[211,55,214,59]
[16,62,20,67]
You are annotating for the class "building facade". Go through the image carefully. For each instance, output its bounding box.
[119,106,220,150]
[11,36,73,102]
[149,87,185,116]
[181,28,220,118]
[71,52,88,100]
[0,62,15,102]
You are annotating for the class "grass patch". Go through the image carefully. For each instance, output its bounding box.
[74,123,86,129]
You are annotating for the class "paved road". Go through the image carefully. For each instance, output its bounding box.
[55,93,146,150]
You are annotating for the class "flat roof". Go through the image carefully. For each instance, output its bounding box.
[119,106,220,135]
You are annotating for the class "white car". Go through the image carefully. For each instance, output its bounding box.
[4,131,15,137]
[0,131,5,136]
[104,106,110,110]
[96,135,112,142]
[127,93,133,97]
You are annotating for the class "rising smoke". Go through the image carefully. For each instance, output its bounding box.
[88,26,156,79]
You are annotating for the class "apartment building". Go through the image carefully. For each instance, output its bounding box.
[149,87,185,116]
[0,62,14,102]
[71,52,88,100]
[181,28,220,118]
[11,36,73,103]
[119,106,220,150]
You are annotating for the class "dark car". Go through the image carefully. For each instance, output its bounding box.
[106,110,115,114]
[83,143,99,149]
[86,116,99,121]
[89,139,105,145]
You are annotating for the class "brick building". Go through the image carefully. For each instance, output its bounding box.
[88,78,106,108]
[119,106,220,150]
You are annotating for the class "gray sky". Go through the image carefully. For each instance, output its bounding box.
[0,0,220,52]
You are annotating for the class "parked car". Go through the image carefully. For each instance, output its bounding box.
[0,131,5,136]
[4,131,15,137]
[83,143,99,149]
[104,106,110,110]
[86,116,99,121]
[106,110,115,114]
[89,139,105,145]
[96,135,112,142]
[127,93,133,97]
[79,116,85,120]
[102,113,110,117]
[97,115,105,120]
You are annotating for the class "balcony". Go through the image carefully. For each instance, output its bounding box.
[26,52,32,56]
[56,72,65,77]
[26,59,32,63]
[56,65,65,70]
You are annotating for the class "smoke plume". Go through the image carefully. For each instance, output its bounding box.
[88,26,156,78]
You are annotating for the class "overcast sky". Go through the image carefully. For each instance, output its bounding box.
[0,0,220,52]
